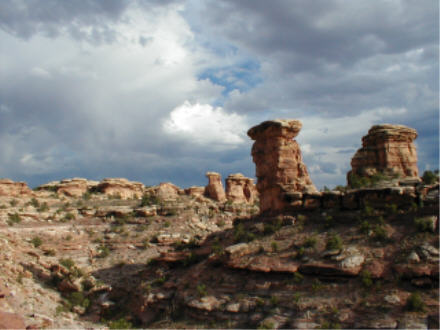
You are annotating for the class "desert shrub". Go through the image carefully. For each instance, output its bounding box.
[217,219,225,227]
[363,203,375,217]
[296,246,305,259]
[292,272,304,284]
[359,220,371,234]
[31,236,43,248]
[141,193,161,206]
[270,295,279,306]
[196,284,207,297]
[59,258,75,270]
[38,202,49,212]
[8,213,22,226]
[271,241,278,252]
[67,291,90,309]
[164,220,171,227]
[414,217,434,232]
[82,191,91,200]
[63,212,75,222]
[326,234,342,250]
[258,320,275,329]
[233,223,255,243]
[30,197,40,208]
[385,203,398,215]
[97,245,110,258]
[372,225,388,242]
[312,279,324,292]
[108,318,133,329]
[360,270,373,288]
[9,199,18,207]
[406,292,425,312]
[422,170,438,185]
[320,321,341,329]
[304,236,317,248]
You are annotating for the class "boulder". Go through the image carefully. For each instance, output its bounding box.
[0,311,26,329]
[247,119,316,213]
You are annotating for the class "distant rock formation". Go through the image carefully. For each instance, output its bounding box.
[0,179,32,197]
[348,124,419,185]
[185,186,205,197]
[56,178,98,197]
[225,173,258,204]
[154,182,183,201]
[204,172,226,202]
[96,178,144,199]
[248,119,316,213]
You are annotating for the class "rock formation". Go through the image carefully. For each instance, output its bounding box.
[247,119,316,213]
[225,174,258,204]
[185,186,205,197]
[96,178,144,199]
[0,179,32,197]
[204,172,226,202]
[154,182,183,201]
[56,178,97,197]
[348,124,419,185]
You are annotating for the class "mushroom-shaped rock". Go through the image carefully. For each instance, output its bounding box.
[348,124,419,185]
[247,119,316,213]
[0,179,33,197]
[225,173,257,204]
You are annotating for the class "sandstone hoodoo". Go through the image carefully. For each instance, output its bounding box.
[204,172,226,202]
[225,173,258,204]
[248,119,317,213]
[348,124,419,186]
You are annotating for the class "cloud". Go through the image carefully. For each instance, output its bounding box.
[163,101,248,148]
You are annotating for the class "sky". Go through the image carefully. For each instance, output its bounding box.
[0,0,438,189]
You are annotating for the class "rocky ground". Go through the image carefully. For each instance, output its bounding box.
[0,180,438,329]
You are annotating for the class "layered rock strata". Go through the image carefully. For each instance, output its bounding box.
[57,178,97,197]
[247,119,316,213]
[225,173,258,204]
[0,179,32,197]
[96,178,144,199]
[348,124,419,185]
[204,172,226,202]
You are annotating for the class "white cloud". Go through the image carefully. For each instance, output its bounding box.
[163,101,248,148]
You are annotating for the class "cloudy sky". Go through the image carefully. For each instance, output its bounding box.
[0,0,438,189]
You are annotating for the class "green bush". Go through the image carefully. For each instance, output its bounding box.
[406,292,425,312]
[31,236,43,248]
[30,197,40,208]
[67,291,90,308]
[292,272,304,284]
[38,202,49,212]
[59,258,75,269]
[372,225,388,242]
[422,170,438,185]
[108,318,133,329]
[359,220,371,234]
[141,193,161,206]
[196,284,207,297]
[414,217,434,232]
[326,234,342,250]
[97,245,110,258]
[304,236,317,248]
[360,270,373,288]
[271,241,278,252]
[8,213,22,226]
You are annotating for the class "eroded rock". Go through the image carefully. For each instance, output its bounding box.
[204,172,226,202]
[247,119,316,213]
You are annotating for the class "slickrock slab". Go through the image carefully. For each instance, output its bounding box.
[0,311,26,329]
[348,124,419,185]
[248,119,316,213]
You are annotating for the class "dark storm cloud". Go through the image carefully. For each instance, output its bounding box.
[0,0,180,43]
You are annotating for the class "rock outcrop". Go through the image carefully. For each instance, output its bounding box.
[348,124,419,185]
[204,172,226,202]
[96,178,144,199]
[225,174,257,204]
[154,182,182,201]
[247,119,316,213]
[56,178,98,197]
[0,179,32,197]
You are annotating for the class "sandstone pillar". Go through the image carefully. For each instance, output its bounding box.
[348,124,419,185]
[247,119,317,213]
[204,172,226,202]
[225,173,257,203]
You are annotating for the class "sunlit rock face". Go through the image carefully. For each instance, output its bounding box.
[348,124,419,185]
[204,172,226,202]
[225,173,258,204]
[0,179,33,197]
[96,178,144,199]
[247,119,316,213]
